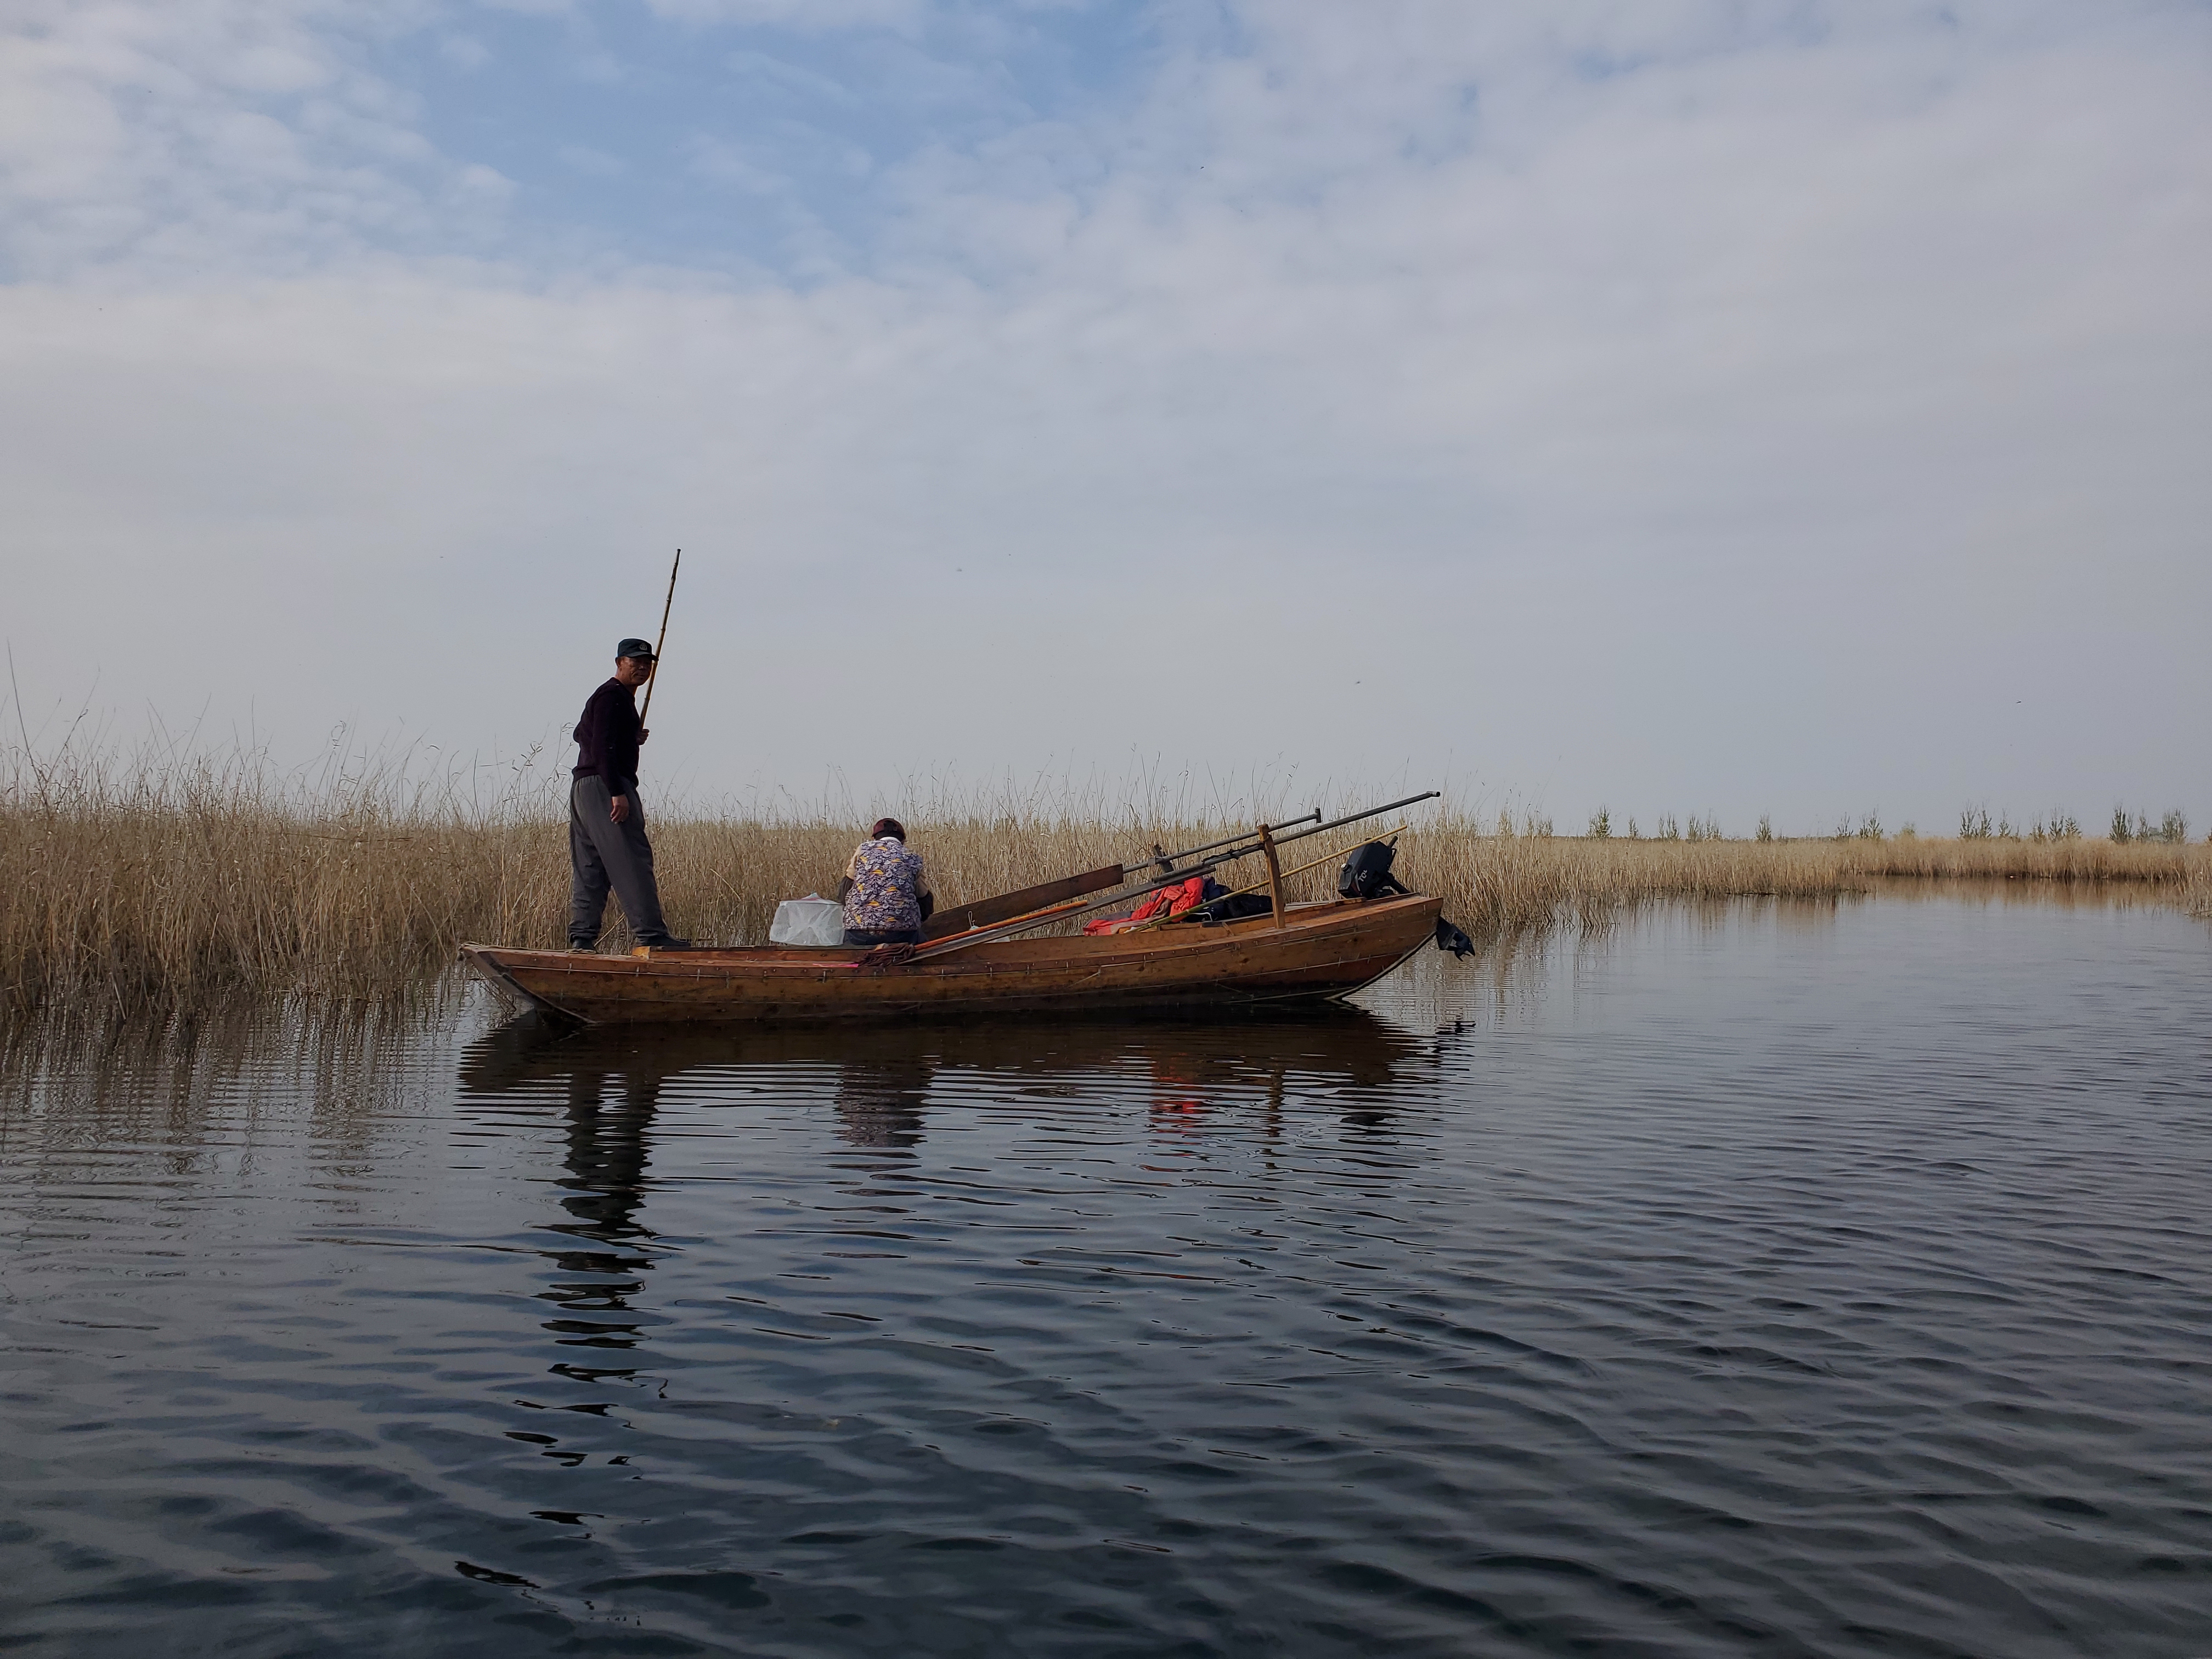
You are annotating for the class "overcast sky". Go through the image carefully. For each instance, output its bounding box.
[3,0,2206,832]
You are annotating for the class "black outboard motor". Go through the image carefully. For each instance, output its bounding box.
[1338,838,1410,900]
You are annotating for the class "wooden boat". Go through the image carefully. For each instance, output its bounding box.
[460,892,1443,1026]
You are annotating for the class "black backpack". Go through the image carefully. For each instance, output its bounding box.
[1338,838,1409,900]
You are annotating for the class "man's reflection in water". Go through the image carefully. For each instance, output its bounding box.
[539,1057,663,1365]
[461,1019,941,1364]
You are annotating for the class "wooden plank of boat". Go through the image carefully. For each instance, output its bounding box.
[461,892,1443,1026]
[919,863,1127,941]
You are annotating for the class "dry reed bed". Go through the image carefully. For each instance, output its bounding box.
[2185,859,2212,921]
[5,781,2207,1017]
[0,794,1238,1014]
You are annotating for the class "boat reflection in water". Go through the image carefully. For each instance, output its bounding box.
[456,1006,1442,1292]
[459,1004,1434,1146]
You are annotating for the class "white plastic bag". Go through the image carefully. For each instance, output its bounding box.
[769,896,847,947]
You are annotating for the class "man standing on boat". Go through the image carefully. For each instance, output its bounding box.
[569,639,690,952]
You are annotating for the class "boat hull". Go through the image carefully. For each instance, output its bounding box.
[461,894,1443,1026]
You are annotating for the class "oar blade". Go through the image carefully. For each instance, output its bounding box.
[921,864,1127,941]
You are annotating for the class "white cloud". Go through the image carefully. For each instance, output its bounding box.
[0,0,483,277]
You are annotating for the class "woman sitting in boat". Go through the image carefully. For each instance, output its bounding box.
[839,819,936,946]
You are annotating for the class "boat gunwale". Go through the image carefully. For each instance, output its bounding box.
[465,894,1438,979]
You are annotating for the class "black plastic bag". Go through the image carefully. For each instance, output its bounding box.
[1338,839,1410,900]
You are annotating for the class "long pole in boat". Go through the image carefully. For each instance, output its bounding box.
[1142,793,1439,873]
[913,793,1444,960]
[1265,791,1439,850]
[1134,811,1321,877]
[1147,793,1440,873]
[639,549,680,730]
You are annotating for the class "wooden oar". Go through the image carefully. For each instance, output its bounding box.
[920,817,1322,940]
[919,864,1126,941]
[844,896,1093,967]
[910,867,1234,962]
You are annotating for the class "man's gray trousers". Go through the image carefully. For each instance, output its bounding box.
[569,775,673,948]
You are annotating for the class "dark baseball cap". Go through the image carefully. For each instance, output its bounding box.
[616,637,656,661]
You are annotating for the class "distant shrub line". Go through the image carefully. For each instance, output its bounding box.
[1586,804,2196,847]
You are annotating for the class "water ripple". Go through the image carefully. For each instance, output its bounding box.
[3,897,2210,1655]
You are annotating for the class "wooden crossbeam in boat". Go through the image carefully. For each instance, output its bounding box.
[919,864,1127,941]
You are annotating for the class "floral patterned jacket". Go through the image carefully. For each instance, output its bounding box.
[842,838,932,931]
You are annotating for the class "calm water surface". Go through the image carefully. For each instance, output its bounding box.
[3,894,2210,1656]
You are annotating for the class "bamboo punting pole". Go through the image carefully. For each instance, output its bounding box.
[639,549,680,730]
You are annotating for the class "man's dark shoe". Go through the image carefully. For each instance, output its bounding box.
[642,936,695,950]
[566,944,596,954]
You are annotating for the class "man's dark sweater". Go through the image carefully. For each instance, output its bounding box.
[573,678,642,795]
